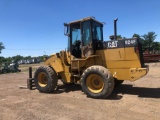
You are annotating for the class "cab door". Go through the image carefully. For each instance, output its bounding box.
[81,21,94,57]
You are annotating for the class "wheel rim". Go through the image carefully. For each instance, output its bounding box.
[86,74,104,93]
[38,72,48,87]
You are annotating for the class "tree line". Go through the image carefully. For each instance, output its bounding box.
[0,43,44,64]
[0,55,44,64]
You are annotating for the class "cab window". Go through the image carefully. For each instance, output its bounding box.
[92,22,103,41]
[82,21,91,46]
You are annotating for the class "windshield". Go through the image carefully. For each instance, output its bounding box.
[92,22,103,41]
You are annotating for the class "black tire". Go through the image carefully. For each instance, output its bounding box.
[80,66,114,99]
[114,78,124,87]
[34,66,58,93]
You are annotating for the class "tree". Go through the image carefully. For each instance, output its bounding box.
[132,32,160,52]
[117,35,126,39]
[132,33,146,50]
[142,32,157,50]
[24,56,32,60]
[4,57,12,64]
[132,33,143,42]
[117,35,122,39]
[0,42,5,54]
[12,55,23,63]
[152,42,160,52]
[132,33,141,39]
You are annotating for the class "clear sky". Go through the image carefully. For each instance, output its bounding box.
[0,0,160,57]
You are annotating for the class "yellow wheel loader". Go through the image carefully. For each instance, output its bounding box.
[27,17,148,99]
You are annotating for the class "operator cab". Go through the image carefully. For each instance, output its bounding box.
[64,17,104,58]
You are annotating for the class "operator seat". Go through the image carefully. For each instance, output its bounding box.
[72,40,81,58]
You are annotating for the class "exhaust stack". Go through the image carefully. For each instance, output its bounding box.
[114,18,118,40]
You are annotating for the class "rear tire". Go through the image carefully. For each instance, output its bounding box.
[34,66,58,93]
[80,66,114,99]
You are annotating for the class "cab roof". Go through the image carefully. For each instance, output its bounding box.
[69,17,104,25]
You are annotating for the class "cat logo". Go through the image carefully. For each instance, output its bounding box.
[108,41,118,48]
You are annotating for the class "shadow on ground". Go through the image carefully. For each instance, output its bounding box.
[54,84,82,94]
[112,84,160,99]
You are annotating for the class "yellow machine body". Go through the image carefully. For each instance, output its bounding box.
[43,17,148,84]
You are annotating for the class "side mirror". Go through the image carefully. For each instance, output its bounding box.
[64,23,70,36]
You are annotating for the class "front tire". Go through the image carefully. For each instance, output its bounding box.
[34,66,58,93]
[80,66,114,99]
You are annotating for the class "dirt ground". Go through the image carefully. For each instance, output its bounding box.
[0,63,159,120]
